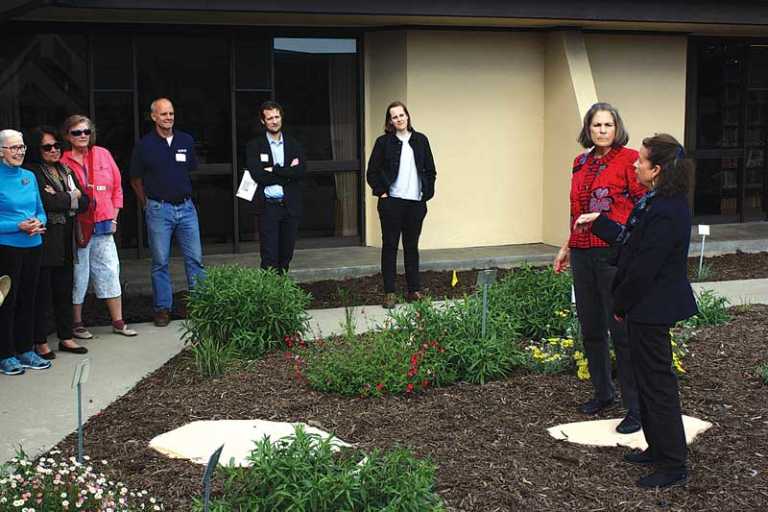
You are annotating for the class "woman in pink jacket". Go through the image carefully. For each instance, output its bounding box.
[61,115,136,338]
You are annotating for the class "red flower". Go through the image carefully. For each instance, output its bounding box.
[421,379,429,389]
[410,355,419,365]
[406,383,414,393]
[407,368,417,378]
[376,383,384,391]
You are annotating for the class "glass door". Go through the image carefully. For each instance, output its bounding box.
[136,35,234,252]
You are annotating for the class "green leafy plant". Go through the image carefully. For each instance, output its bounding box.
[758,363,768,385]
[195,425,444,511]
[182,266,311,372]
[0,449,163,511]
[682,289,731,328]
[487,265,573,340]
[693,262,714,282]
[336,287,358,341]
[296,330,456,397]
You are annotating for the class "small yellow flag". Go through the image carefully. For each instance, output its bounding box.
[451,270,459,287]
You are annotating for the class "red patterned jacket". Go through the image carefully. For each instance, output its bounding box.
[568,146,646,249]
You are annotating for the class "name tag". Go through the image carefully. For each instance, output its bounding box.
[176,153,187,162]
[96,185,107,191]
[260,153,269,163]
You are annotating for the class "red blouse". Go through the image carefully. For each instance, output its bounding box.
[568,146,646,249]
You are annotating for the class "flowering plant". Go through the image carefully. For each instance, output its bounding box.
[523,336,579,376]
[0,450,162,511]
[292,330,454,397]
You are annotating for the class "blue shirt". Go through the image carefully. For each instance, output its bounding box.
[264,133,284,199]
[129,130,198,202]
[0,162,46,248]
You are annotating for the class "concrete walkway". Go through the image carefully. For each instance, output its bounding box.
[2,278,768,463]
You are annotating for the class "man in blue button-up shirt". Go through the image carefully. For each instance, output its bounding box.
[246,101,306,272]
[130,98,205,327]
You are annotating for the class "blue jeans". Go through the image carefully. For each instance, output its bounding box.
[145,198,205,311]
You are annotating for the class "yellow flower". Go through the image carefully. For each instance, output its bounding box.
[560,339,574,349]
[573,351,583,361]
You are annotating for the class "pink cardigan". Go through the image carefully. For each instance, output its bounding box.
[61,146,124,223]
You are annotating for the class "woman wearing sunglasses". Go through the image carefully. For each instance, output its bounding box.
[25,126,90,358]
[61,115,137,338]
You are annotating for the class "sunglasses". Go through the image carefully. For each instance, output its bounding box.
[69,129,92,137]
[41,143,62,152]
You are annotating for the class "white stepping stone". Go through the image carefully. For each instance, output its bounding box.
[149,420,351,467]
[547,415,712,450]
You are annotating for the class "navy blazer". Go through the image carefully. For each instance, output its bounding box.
[245,132,306,217]
[591,193,698,325]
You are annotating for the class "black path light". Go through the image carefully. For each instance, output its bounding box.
[202,444,225,512]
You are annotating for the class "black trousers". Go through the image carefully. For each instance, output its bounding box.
[0,245,41,359]
[259,202,299,272]
[35,265,75,343]
[377,196,427,293]
[571,248,639,414]
[627,320,687,471]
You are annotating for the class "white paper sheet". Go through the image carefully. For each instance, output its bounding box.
[236,170,258,201]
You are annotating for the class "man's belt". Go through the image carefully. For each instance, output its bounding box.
[150,196,190,206]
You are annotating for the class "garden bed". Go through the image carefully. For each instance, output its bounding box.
[53,305,768,511]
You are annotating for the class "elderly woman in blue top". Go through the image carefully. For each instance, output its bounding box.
[574,133,697,489]
[0,129,52,375]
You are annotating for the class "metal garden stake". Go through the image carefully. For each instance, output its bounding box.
[71,359,91,463]
[476,269,497,338]
[698,224,710,277]
[202,444,224,512]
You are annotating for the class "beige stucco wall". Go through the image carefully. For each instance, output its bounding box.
[363,30,688,250]
[586,34,688,146]
[364,30,545,249]
[542,31,598,246]
[363,31,407,246]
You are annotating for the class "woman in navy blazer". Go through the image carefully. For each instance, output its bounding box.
[575,133,697,489]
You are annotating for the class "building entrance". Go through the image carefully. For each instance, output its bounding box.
[688,39,768,223]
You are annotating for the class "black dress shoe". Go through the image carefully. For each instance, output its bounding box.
[637,470,688,489]
[578,398,616,415]
[616,413,642,434]
[623,449,654,465]
[36,350,56,360]
[59,343,88,354]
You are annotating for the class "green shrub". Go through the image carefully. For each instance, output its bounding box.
[682,289,731,328]
[297,329,457,397]
[488,265,573,340]
[297,298,525,395]
[191,335,240,378]
[196,425,444,512]
[182,265,311,363]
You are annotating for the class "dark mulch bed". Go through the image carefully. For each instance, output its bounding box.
[82,251,768,327]
[54,305,768,511]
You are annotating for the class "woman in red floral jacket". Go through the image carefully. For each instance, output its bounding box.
[553,103,646,434]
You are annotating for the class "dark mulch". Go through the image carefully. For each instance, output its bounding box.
[82,251,768,327]
[54,305,768,511]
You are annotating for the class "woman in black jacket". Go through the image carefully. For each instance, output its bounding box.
[366,101,436,308]
[575,133,697,489]
[25,126,90,358]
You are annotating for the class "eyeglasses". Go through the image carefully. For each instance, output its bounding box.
[41,143,62,152]
[69,129,92,137]
[1,145,27,153]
